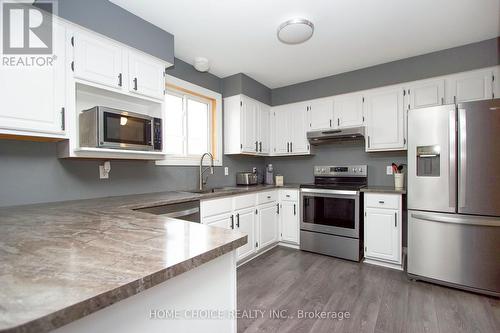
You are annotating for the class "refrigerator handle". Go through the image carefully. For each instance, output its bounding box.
[458,108,467,208]
[449,108,457,209]
[411,212,500,227]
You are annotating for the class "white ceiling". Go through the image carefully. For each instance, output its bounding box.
[111,0,500,88]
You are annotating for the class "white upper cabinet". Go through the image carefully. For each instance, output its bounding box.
[272,105,291,154]
[257,103,270,154]
[224,94,271,155]
[271,102,310,155]
[364,86,405,151]
[445,68,495,103]
[73,31,123,89]
[406,78,445,109]
[0,20,66,137]
[333,93,365,128]
[307,98,334,131]
[241,97,257,153]
[289,102,310,154]
[128,51,165,100]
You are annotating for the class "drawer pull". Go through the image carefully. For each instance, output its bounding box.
[379,201,385,204]
[286,194,291,198]
[267,195,271,199]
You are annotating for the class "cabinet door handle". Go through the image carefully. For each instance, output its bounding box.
[290,142,293,152]
[255,141,258,152]
[230,215,234,229]
[337,118,340,126]
[259,141,262,152]
[276,203,280,214]
[133,77,138,90]
[118,73,122,87]
[293,204,296,216]
[329,119,332,127]
[367,136,371,148]
[394,212,397,227]
[60,107,65,131]
[287,142,290,152]
[236,213,240,228]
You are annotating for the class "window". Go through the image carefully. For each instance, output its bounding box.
[157,75,222,166]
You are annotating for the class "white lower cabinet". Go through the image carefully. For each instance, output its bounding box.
[204,213,233,229]
[364,193,402,270]
[258,202,279,249]
[279,192,300,245]
[201,189,299,263]
[235,207,256,260]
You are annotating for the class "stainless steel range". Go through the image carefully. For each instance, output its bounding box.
[300,165,367,261]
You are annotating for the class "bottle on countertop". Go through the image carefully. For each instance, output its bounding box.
[265,164,274,185]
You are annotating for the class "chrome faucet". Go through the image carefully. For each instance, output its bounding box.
[199,152,214,191]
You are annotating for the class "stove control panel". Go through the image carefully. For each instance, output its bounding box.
[314,165,367,177]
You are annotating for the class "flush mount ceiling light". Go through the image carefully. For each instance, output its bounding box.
[277,18,314,44]
[193,57,210,72]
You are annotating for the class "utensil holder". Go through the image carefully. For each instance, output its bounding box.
[394,173,405,189]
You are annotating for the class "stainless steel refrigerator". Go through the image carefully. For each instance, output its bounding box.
[407,99,500,296]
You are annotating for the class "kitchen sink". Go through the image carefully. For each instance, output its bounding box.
[187,187,240,194]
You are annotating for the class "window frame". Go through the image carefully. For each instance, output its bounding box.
[156,75,223,166]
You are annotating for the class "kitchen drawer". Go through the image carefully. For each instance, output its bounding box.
[257,191,278,205]
[201,197,232,218]
[234,194,257,210]
[365,193,400,209]
[280,189,298,201]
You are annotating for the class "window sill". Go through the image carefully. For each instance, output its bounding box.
[155,156,223,167]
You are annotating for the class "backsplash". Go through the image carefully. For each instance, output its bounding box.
[0,140,262,207]
[265,141,407,186]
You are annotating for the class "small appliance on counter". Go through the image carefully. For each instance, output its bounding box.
[265,164,274,185]
[236,172,258,185]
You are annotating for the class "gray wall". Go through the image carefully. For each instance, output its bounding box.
[167,58,222,93]
[265,142,407,187]
[0,140,262,207]
[272,37,500,105]
[222,73,272,105]
[50,0,175,64]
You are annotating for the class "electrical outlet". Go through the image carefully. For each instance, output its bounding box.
[99,161,111,179]
[224,167,229,176]
[386,166,393,175]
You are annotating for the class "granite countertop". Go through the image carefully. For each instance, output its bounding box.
[360,186,407,194]
[0,184,302,333]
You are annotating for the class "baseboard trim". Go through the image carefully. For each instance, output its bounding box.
[364,258,403,271]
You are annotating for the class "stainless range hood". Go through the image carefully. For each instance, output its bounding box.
[307,126,365,145]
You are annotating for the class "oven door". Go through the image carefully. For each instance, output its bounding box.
[98,107,154,150]
[300,188,360,238]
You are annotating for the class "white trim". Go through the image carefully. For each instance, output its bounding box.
[363,258,403,271]
[156,75,223,166]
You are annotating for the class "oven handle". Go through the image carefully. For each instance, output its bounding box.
[300,188,360,196]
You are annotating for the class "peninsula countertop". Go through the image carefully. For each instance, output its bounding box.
[0,184,300,332]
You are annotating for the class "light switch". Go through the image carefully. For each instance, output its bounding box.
[224,167,229,176]
[386,166,393,175]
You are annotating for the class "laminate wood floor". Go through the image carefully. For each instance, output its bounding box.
[237,246,499,333]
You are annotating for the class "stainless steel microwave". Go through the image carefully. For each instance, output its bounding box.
[79,106,162,151]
